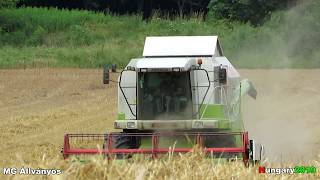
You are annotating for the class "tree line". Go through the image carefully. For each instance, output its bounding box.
[1,0,299,25]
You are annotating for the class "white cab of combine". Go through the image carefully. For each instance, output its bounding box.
[114,36,254,131]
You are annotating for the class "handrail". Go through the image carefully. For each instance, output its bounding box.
[118,69,137,117]
[191,68,211,118]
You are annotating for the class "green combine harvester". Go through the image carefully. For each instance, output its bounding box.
[62,36,264,165]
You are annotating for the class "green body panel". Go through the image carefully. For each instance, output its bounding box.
[200,104,230,129]
[218,120,230,129]
[200,104,226,119]
[117,112,125,120]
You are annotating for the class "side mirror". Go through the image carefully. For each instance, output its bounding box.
[218,67,227,85]
[111,64,117,72]
[103,65,110,84]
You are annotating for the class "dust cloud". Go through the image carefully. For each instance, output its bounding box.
[233,0,320,163]
[241,69,320,163]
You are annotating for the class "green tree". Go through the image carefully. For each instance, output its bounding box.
[0,0,18,8]
[208,0,294,25]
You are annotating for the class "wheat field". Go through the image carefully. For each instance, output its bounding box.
[0,69,319,179]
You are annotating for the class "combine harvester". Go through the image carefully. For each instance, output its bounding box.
[62,36,264,165]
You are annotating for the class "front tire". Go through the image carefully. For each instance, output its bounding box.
[103,133,140,159]
[204,134,237,159]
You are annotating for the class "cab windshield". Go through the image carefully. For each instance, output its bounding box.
[138,72,192,120]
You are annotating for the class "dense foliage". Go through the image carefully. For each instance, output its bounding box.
[0,0,18,8]
[16,0,295,24]
[208,0,297,25]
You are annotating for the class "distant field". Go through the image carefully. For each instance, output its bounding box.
[0,4,319,69]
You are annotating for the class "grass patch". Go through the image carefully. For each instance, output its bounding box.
[0,1,319,69]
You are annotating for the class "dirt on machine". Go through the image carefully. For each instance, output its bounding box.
[62,36,264,165]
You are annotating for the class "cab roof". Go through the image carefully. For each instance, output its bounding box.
[143,36,223,57]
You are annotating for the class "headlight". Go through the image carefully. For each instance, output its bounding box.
[193,121,204,128]
[126,122,137,129]
[140,68,147,72]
